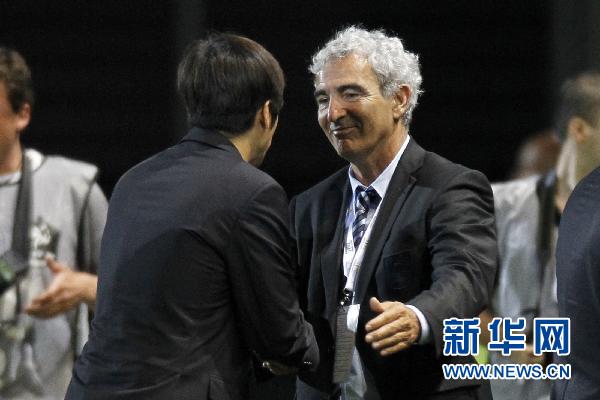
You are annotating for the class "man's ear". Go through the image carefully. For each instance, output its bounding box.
[567,116,592,144]
[15,103,31,133]
[259,100,277,131]
[392,85,411,121]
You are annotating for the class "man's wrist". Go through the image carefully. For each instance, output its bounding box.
[406,305,431,345]
[77,272,97,307]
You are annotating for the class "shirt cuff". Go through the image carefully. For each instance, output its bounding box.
[406,305,431,345]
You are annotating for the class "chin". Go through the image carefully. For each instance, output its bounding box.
[334,145,360,163]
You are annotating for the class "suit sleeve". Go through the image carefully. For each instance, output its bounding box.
[408,169,497,356]
[226,182,319,369]
[289,196,309,312]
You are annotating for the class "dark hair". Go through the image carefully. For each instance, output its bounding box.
[177,33,284,135]
[0,47,34,112]
[555,71,600,141]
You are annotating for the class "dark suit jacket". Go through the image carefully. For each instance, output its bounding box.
[554,167,600,400]
[291,139,496,399]
[66,128,318,400]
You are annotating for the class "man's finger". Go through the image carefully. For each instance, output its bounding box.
[29,290,56,305]
[371,330,413,350]
[26,299,71,318]
[25,303,54,318]
[365,316,411,342]
[45,257,66,274]
[366,303,405,332]
[379,341,412,356]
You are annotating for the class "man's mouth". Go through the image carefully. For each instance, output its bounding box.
[330,126,356,137]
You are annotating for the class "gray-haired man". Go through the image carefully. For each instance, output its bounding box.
[292,26,497,400]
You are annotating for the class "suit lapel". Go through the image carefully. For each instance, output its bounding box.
[353,140,426,305]
[318,171,351,323]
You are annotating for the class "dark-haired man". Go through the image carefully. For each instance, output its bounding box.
[67,34,318,400]
[0,48,106,399]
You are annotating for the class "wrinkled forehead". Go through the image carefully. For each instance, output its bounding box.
[313,54,379,90]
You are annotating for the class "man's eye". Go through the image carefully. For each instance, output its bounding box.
[343,92,360,100]
[316,96,328,106]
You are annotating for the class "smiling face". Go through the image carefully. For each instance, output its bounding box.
[314,53,407,167]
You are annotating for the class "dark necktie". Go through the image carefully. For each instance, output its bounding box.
[351,186,381,250]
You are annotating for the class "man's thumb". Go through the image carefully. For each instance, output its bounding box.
[45,256,64,274]
[369,297,385,313]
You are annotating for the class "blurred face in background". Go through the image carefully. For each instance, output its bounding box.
[0,81,30,150]
[577,111,600,178]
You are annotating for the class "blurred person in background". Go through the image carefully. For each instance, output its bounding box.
[0,47,107,399]
[482,71,600,400]
[509,130,561,179]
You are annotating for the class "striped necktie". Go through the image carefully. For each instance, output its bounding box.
[352,186,381,250]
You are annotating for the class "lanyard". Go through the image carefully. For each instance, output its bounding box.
[342,201,381,300]
[12,150,32,259]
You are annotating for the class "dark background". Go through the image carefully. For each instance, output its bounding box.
[1,1,599,398]
[2,1,598,198]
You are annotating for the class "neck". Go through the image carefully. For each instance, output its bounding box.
[229,134,252,162]
[226,129,262,166]
[554,136,592,214]
[0,140,23,175]
[350,128,407,186]
[554,176,569,215]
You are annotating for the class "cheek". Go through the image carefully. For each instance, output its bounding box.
[317,112,329,130]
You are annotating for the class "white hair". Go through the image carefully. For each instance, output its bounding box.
[309,26,423,126]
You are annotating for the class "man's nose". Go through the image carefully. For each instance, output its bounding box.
[327,96,346,122]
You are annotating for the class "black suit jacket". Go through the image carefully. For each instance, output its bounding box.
[67,128,318,400]
[291,139,496,399]
[554,167,600,400]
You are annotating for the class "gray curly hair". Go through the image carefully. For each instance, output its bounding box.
[309,26,423,126]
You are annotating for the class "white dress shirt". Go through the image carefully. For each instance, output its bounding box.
[340,135,431,399]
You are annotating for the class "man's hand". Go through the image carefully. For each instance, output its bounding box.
[25,257,97,319]
[364,297,420,356]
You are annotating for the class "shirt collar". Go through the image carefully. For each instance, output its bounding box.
[348,134,410,200]
[0,148,44,186]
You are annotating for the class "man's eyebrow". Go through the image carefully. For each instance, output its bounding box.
[338,84,365,93]
[314,84,365,98]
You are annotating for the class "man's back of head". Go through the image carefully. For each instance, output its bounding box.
[177,33,284,136]
[554,71,600,198]
[555,72,600,141]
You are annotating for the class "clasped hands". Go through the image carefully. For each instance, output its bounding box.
[262,297,421,374]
